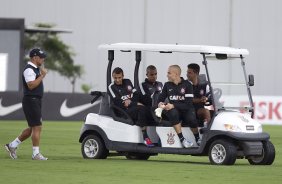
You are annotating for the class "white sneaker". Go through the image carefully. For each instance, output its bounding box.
[4,144,17,159]
[182,138,193,148]
[32,153,48,160]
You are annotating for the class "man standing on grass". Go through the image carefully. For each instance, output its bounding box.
[4,48,48,160]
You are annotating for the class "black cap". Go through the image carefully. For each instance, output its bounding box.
[29,48,47,58]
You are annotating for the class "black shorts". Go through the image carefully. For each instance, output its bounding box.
[126,105,155,127]
[162,108,198,128]
[194,104,205,113]
[22,96,42,127]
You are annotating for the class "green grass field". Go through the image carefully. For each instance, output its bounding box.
[0,121,282,184]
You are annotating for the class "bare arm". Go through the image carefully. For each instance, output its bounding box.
[27,67,47,90]
[193,97,207,104]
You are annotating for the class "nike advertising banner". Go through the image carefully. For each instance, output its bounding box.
[0,92,100,121]
[1,92,281,124]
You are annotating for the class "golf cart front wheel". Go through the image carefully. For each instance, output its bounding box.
[209,139,237,165]
[81,135,109,159]
[247,140,275,165]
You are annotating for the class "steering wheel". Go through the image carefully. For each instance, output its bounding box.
[90,91,103,104]
[204,88,222,106]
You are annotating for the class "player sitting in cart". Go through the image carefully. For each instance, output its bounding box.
[156,65,201,147]
[108,67,155,147]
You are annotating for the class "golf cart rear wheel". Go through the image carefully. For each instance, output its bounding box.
[125,153,150,160]
[248,140,275,165]
[81,135,109,159]
[209,139,237,165]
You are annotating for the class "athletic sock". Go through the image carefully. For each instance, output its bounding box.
[32,146,40,156]
[194,133,200,142]
[142,129,148,139]
[177,133,185,142]
[10,137,21,148]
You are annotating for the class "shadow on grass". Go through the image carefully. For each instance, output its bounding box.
[106,156,253,166]
[1,154,256,167]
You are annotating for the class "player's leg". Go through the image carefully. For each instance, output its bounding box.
[182,109,201,145]
[197,108,211,127]
[165,108,193,148]
[137,105,154,147]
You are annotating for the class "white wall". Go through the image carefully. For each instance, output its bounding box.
[0,0,281,95]
[231,0,282,96]
[0,54,8,91]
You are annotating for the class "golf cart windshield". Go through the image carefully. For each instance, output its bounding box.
[206,56,252,112]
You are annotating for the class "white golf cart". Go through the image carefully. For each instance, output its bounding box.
[79,43,275,165]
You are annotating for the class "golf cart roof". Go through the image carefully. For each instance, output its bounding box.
[99,43,249,56]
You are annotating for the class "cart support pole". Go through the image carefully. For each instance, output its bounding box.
[202,53,217,112]
[107,50,114,91]
[240,55,254,118]
[134,51,141,90]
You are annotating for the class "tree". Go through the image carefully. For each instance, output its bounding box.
[24,23,83,93]
[81,84,92,94]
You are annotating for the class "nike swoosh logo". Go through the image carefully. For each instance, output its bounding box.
[0,98,22,116]
[60,99,101,117]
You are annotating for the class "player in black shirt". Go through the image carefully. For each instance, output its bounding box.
[139,65,163,108]
[108,67,154,147]
[187,63,211,128]
[157,65,200,148]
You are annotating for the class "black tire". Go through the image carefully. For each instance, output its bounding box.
[81,135,109,159]
[248,140,275,165]
[125,152,150,160]
[209,139,237,165]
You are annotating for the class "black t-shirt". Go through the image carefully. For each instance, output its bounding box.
[192,82,209,109]
[108,79,138,110]
[22,64,43,98]
[139,79,163,107]
[157,78,194,111]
